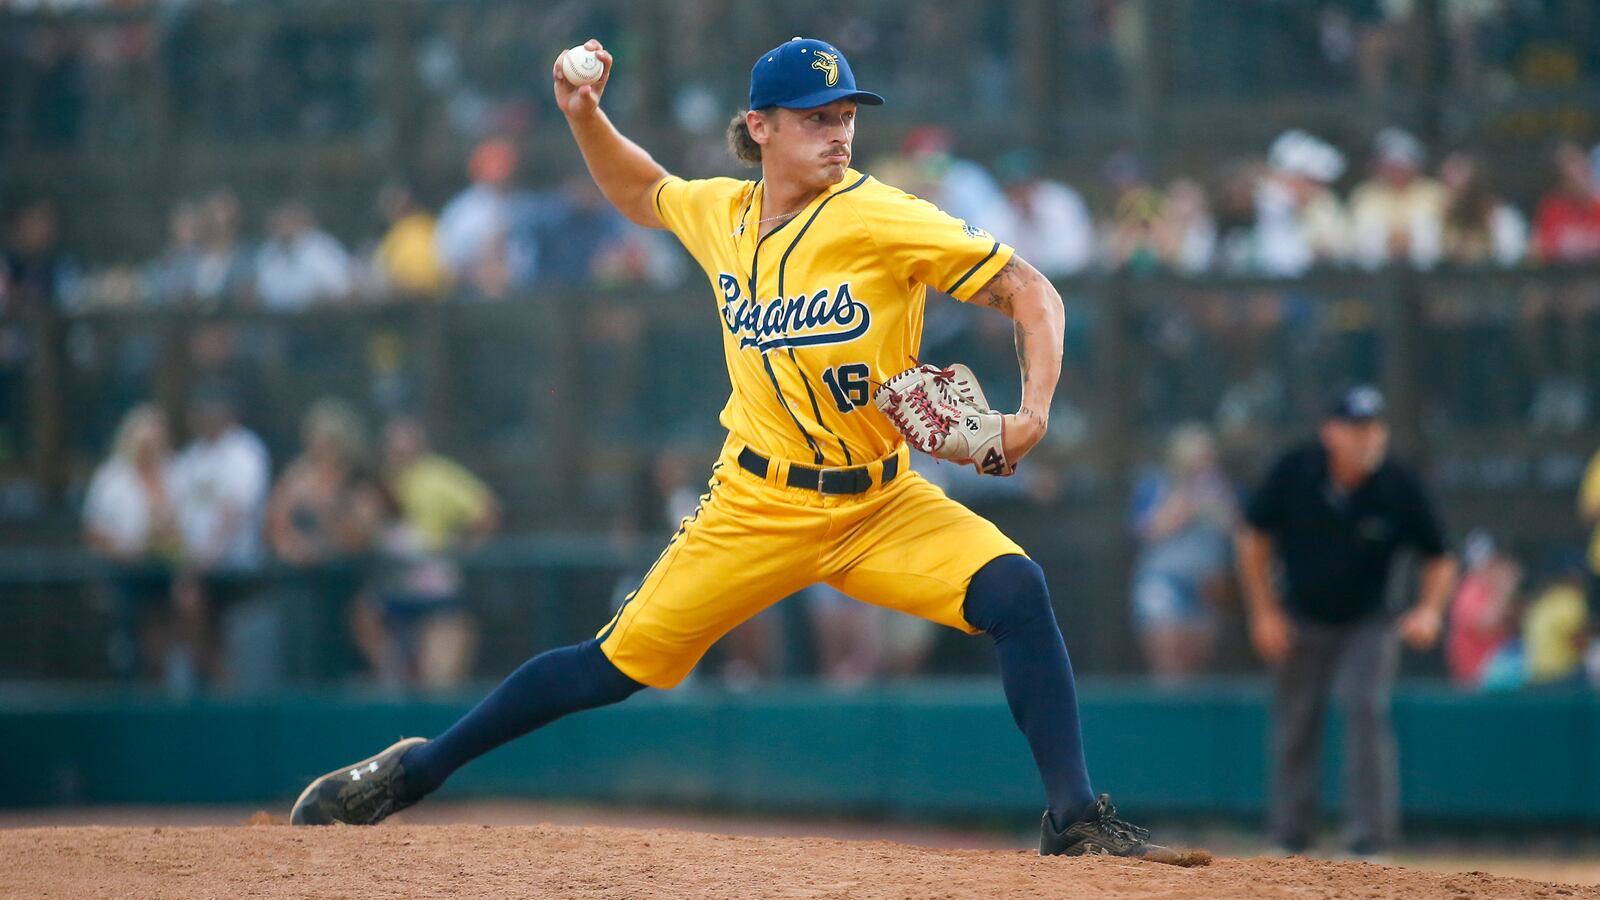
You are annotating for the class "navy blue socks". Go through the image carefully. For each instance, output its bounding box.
[962,554,1096,829]
[399,638,645,801]
[399,556,1093,826]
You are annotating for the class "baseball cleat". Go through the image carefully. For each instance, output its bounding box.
[1039,794,1188,864]
[290,736,427,826]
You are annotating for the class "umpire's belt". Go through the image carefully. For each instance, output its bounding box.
[738,446,900,495]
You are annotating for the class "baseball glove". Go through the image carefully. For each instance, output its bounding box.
[873,363,1014,476]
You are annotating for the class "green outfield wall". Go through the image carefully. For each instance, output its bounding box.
[3,680,1596,822]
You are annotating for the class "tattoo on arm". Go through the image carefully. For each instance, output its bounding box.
[970,256,1043,317]
[1013,323,1045,427]
[973,255,1054,428]
[1014,321,1032,388]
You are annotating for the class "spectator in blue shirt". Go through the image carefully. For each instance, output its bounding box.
[1129,423,1237,682]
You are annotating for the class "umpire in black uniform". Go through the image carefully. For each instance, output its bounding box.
[1236,386,1457,856]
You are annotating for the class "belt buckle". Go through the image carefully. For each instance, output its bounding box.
[817,464,869,495]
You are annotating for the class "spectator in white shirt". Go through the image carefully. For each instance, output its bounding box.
[1254,130,1350,276]
[84,404,183,681]
[1349,127,1445,270]
[167,386,271,690]
[85,403,181,564]
[994,150,1094,278]
[255,201,354,310]
[172,387,271,572]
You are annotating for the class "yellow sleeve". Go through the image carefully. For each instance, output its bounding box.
[433,458,491,525]
[860,186,1015,302]
[651,175,747,262]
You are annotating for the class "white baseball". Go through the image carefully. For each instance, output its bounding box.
[561,45,604,86]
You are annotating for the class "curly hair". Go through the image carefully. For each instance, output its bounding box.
[726,109,772,166]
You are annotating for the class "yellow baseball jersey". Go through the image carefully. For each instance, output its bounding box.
[651,168,1014,467]
[590,167,1028,689]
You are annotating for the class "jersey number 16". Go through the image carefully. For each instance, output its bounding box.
[820,363,870,414]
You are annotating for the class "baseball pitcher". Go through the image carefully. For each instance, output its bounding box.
[291,36,1187,863]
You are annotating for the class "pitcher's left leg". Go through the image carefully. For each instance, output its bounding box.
[827,473,1189,862]
[961,554,1094,826]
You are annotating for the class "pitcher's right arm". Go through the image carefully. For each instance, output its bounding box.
[554,39,669,228]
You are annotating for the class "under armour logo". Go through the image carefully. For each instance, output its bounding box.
[350,761,379,781]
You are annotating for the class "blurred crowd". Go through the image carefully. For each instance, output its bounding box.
[1,139,685,315]
[875,125,1600,280]
[1434,444,1600,693]
[78,377,1600,697]
[4,0,1600,694]
[6,0,1598,150]
[4,0,1600,309]
[5,127,1600,319]
[6,124,1593,317]
[79,385,948,696]
[1124,416,1600,694]
[83,390,499,695]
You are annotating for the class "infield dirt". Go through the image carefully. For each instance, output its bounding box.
[5,821,1595,899]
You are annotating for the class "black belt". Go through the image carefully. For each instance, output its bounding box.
[738,447,899,495]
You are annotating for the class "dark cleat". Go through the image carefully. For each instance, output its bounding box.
[290,737,427,826]
[1040,794,1204,866]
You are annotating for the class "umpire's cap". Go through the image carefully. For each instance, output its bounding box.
[749,38,884,110]
[1325,385,1386,422]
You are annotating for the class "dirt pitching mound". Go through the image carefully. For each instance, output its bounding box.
[3,823,1594,899]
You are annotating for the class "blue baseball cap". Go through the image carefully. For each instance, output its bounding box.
[749,38,884,111]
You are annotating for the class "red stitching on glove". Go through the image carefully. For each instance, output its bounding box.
[908,385,957,451]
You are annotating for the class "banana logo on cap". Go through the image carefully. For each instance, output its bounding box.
[811,50,840,86]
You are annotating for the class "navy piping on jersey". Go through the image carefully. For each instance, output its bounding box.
[732,178,761,239]
[746,192,824,463]
[761,352,823,463]
[659,176,822,462]
[789,346,850,464]
[790,346,850,465]
[653,178,673,221]
[774,172,871,465]
[599,464,722,643]
[945,239,1001,296]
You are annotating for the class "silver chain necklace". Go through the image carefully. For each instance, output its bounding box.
[733,208,800,238]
